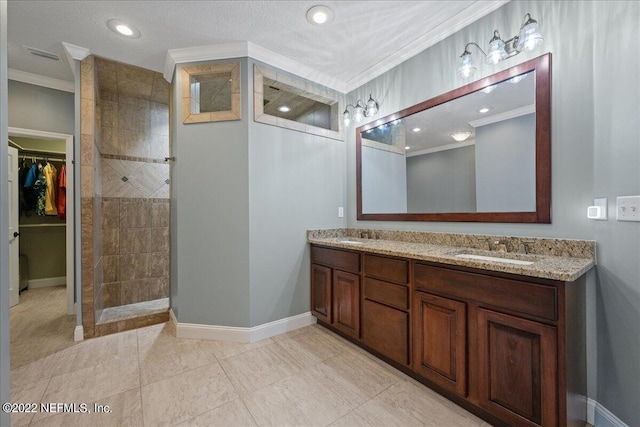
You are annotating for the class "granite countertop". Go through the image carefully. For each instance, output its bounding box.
[307,229,596,282]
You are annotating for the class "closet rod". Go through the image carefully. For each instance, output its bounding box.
[19,154,66,162]
[19,223,66,228]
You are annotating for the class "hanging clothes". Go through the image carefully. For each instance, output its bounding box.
[43,162,58,216]
[23,162,39,212]
[57,164,66,221]
[32,164,47,216]
[18,158,27,217]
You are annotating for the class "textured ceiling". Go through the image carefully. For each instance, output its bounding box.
[7,1,506,88]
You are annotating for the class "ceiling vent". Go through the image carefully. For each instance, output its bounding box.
[22,45,60,61]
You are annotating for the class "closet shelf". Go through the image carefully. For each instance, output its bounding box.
[19,223,66,228]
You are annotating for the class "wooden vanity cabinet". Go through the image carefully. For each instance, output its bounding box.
[362,254,410,366]
[310,246,360,339]
[414,262,586,427]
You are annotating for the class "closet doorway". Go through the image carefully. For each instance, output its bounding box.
[7,127,74,316]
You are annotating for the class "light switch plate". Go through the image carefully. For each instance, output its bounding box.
[616,196,640,221]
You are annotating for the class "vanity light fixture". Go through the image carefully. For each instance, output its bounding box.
[306,5,334,25]
[509,74,527,84]
[107,19,141,38]
[342,94,379,127]
[450,131,472,142]
[481,84,497,94]
[457,13,543,79]
[277,105,291,113]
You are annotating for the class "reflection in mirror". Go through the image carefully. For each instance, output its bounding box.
[190,72,232,113]
[357,53,551,223]
[182,61,241,124]
[254,64,343,140]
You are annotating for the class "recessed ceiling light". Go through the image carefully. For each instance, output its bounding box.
[278,105,291,113]
[306,5,334,25]
[478,107,492,114]
[107,19,141,38]
[405,146,411,150]
[412,127,421,132]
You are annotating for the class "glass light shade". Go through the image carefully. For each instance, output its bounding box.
[450,131,472,142]
[486,38,507,65]
[481,84,497,94]
[353,105,364,123]
[342,110,351,127]
[517,19,543,51]
[457,52,476,79]
[366,95,378,117]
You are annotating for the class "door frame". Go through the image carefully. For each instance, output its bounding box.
[8,127,75,315]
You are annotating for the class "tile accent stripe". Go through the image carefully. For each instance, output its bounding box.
[101,153,168,164]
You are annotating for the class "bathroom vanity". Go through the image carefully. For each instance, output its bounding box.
[308,229,594,427]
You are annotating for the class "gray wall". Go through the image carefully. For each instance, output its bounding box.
[1,1,11,424]
[475,113,536,212]
[172,58,251,327]
[346,1,639,425]
[171,58,347,328]
[406,145,476,213]
[362,146,407,213]
[248,58,346,327]
[7,80,74,134]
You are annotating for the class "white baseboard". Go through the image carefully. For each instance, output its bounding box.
[588,398,629,427]
[28,276,66,289]
[172,311,316,343]
[73,325,84,342]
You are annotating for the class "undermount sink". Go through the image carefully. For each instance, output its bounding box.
[339,240,363,245]
[455,253,535,266]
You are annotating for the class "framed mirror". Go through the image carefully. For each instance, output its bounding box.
[182,61,241,124]
[356,53,551,223]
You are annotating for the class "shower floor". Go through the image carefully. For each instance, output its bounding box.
[97,298,169,324]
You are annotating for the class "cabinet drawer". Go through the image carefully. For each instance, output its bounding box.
[364,278,409,310]
[363,300,409,366]
[414,264,557,321]
[364,254,409,284]
[311,246,360,273]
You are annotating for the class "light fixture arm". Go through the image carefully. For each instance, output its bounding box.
[461,42,486,58]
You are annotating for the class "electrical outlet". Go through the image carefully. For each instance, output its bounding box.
[338,207,344,218]
[616,196,640,222]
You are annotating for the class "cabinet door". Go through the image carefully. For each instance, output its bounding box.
[477,309,558,427]
[413,292,467,396]
[363,299,409,365]
[332,270,360,339]
[311,264,332,323]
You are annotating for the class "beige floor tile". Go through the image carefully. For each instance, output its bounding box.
[320,350,400,398]
[9,378,50,427]
[176,398,257,427]
[30,388,143,427]
[363,380,485,427]
[220,343,303,395]
[270,324,319,342]
[10,352,63,389]
[141,361,238,427]
[32,355,140,423]
[209,337,273,360]
[243,367,363,427]
[275,327,350,368]
[137,330,218,385]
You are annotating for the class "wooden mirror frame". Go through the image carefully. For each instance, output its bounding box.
[182,61,241,124]
[356,53,551,223]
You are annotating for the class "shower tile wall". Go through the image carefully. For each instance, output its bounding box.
[95,57,170,309]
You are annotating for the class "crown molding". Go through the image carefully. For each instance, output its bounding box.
[468,104,534,128]
[8,68,75,93]
[163,41,347,93]
[61,42,90,76]
[344,0,510,93]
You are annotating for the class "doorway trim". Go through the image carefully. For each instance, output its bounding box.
[8,127,75,315]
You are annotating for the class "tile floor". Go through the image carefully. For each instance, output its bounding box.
[98,298,169,324]
[10,286,492,426]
